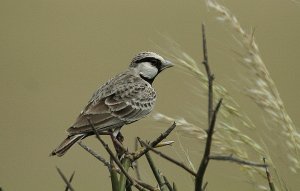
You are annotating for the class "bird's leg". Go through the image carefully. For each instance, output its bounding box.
[110,130,126,159]
[116,132,124,144]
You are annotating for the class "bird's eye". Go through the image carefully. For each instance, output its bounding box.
[151,59,159,66]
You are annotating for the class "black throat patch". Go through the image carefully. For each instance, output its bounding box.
[140,73,155,85]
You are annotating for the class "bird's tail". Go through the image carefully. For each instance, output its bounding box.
[50,134,86,157]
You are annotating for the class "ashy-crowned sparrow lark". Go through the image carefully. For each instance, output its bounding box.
[50,52,173,156]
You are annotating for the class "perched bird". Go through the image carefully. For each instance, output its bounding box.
[50,52,173,156]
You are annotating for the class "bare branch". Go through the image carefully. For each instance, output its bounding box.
[143,149,168,191]
[78,141,115,172]
[134,137,142,180]
[201,23,214,124]
[163,176,173,191]
[139,138,197,176]
[64,171,75,191]
[56,167,75,191]
[133,122,176,161]
[195,98,222,191]
[209,155,267,168]
[263,158,276,191]
[135,179,158,191]
[87,118,155,191]
[195,24,223,191]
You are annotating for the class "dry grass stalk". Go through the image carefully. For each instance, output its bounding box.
[153,43,270,159]
[154,37,278,187]
[152,50,278,189]
[152,1,299,189]
[206,0,300,173]
[150,14,279,191]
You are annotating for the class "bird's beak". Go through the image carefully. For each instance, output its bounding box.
[161,60,174,70]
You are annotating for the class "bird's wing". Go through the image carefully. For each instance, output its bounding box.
[67,72,156,134]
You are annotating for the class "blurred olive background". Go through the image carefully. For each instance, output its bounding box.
[1,0,299,190]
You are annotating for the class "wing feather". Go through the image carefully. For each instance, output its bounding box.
[68,70,156,134]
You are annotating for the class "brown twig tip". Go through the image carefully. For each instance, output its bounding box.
[201,23,208,64]
[215,98,223,111]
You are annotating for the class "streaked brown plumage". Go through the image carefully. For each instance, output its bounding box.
[50,52,173,156]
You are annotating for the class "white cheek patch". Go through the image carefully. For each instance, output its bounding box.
[138,62,158,79]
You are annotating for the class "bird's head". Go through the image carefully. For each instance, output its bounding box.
[129,51,173,83]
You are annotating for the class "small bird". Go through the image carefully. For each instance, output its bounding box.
[50,52,173,156]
